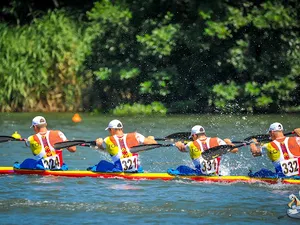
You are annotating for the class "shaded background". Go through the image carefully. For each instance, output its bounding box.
[0,0,299,114]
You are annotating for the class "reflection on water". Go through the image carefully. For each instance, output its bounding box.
[109,184,142,190]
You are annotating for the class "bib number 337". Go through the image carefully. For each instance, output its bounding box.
[280,158,299,176]
[121,155,138,172]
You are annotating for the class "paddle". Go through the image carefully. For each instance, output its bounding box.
[242,131,294,142]
[201,143,248,160]
[154,132,191,141]
[130,143,175,153]
[53,132,190,149]
[277,214,287,219]
[0,136,26,143]
[53,140,96,149]
[202,131,296,160]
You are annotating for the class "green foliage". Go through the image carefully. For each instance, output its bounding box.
[228,39,249,72]
[0,10,92,112]
[260,77,297,103]
[204,21,231,39]
[211,77,297,113]
[112,102,167,116]
[140,71,172,96]
[210,82,240,112]
[0,0,299,114]
[245,82,260,97]
[120,68,140,80]
[87,0,132,26]
[136,12,180,57]
[94,68,112,80]
[251,2,298,29]
[204,0,299,113]
[137,23,180,57]
[86,0,132,42]
[256,95,273,108]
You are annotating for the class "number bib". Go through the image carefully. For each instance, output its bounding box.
[120,155,138,172]
[199,158,218,175]
[41,155,61,170]
[280,158,299,176]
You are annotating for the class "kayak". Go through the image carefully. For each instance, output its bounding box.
[1,167,300,185]
[287,207,300,219]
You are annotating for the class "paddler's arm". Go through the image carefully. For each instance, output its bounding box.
[95,138,106,150]
[249,138,262,157]
[224,138,238,153]
[58,131,76,152]
[67,146,76,152]
[175,141,188,152]
[288,198,295,208]
[294,128,300,137]
[143,136,157,145]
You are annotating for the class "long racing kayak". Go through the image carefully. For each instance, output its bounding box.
[1,167,300,185]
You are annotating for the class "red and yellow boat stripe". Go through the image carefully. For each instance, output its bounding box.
[1,166,300,185]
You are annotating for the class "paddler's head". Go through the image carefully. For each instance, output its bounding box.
[289,194,296,201]
[105,119,123,135]
[268,122,284,140]
[30,116,47,133]
[189,125,206,141]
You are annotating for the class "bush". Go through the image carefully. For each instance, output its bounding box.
[112,102,167,116]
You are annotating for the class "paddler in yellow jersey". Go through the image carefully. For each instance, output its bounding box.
[167,125,238,175]
[249,122,300,178]
[14,116,76,170]
[88,119,157,172]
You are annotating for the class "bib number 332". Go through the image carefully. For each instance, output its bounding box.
[280,158,299,176]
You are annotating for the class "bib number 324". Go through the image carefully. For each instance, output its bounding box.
[42,155,61,170]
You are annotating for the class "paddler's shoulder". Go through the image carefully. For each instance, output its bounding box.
[49,129,62,134]
[27,135,35,141]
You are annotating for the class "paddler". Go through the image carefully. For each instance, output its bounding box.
[14,116,76,170]
[88,119,157,172]
[249,122,300,178]
[167,125,238,175]
[288,193,300,208]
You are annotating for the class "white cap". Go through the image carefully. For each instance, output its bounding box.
[30,116,47,128]
[105,119,123,130]
[189,125,205,138]
[268,122,283,132]
[289,194,296,200]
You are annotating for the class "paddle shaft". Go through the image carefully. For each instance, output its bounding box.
[155,132,190,141]
[201,143,248,160]
[0,136,27,143]
[203,130,296,160]
[277,214,286,219]
[243,131,294,142]
[53,140,96,149]
[130,143,174,153]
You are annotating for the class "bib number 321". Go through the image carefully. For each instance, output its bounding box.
[280,158,299,176]
[120,155,138,172]
[42,155,61,170]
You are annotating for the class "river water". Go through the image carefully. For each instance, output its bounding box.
[0,113,299,224]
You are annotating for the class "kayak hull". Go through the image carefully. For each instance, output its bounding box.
[287,208,300,219]
[1,167,300,185]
